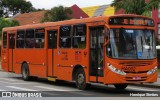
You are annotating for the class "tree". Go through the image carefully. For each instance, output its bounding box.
[41,5,72,22]
[0,18,19,39]
[111,0,160,15]
[0,0,34,17]
[32,8,46,12]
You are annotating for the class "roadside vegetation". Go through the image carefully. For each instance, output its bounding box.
[41,5,72,22]
[111,0,160,16]
[0,18,19,39]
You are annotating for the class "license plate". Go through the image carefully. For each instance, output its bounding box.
[133,76,141,80]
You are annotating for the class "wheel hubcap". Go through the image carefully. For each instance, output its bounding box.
[78,74,84,84]
[23,68,27,78]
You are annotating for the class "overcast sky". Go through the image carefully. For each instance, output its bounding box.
[26,0,114,9]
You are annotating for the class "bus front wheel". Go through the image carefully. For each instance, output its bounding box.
[114,84,128,90]
[76,68,86,90]
[22,63,30,81]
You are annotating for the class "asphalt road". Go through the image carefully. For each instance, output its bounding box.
[0,71,160,98]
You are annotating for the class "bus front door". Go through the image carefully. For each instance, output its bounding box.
[90,27,104,81]
[47,30,58,77]
[8,33,15,72]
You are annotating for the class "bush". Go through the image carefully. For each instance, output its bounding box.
[0,18,19,39]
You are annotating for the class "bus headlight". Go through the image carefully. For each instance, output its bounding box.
[147,66,157,75]
[107,63,126,76]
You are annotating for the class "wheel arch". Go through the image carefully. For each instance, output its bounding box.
[21,61,28,74]
[72,64,85,81]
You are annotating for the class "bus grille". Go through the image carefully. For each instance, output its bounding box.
[119,61,153,66]
[126,79,146,82]
[124,70,148,74]
[119,61,152,74]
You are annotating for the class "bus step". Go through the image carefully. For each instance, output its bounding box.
[47,77,56,82]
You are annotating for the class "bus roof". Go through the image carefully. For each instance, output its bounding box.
[3,14,153,32]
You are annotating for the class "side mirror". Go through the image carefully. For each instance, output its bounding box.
[156,45,160,49]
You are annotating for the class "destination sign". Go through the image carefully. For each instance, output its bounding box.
[35,28,45,33]
[109,17,154,26]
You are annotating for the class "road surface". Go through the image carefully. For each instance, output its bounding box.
[0,71,159,98]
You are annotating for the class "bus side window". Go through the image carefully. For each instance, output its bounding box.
[35,32,45,48]
[3,32,7,48]
[35,28,45,48]
[25,29,34,48]
[59,26,71,48]
[72,24,86,49]
[16,30,25,48]
[48,30,57,49]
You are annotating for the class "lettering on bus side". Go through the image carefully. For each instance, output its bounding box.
[75,51,82,62]
[61,51,68,60]
[121,66,136,72]
[2,50,6,53]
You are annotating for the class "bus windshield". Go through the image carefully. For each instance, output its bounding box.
[107,29,156,59]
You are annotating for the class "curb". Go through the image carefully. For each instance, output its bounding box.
[130,83,160,89]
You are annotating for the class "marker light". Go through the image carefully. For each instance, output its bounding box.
[107,63,126,76]
[147,66,158,75]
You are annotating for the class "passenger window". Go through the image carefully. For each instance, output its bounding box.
[3,32,7,48]
[16,30,25,48]
[35,28,45,48]
[25,29,34,48]
[72,24,86,48]
[59,26,71,48]
[48,30,57,49]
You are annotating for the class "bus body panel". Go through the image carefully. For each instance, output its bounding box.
[1,49,8,72]
[8,49,13,72]
[14,49,47,78]
[7,33,16,73]
[1,15,158,86]
[47,49,53,76]
[104,58,158,84]
[53,49,59,77]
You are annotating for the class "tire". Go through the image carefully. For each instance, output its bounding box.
[22,63,30,81]
[76,68,86,90]
[114,84,128,90]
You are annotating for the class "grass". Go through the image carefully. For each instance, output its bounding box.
[158,69,160,73]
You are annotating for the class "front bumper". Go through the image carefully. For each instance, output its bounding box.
[104,70,158,84]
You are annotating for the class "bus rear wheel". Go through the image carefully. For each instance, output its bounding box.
[114,84,128,90]
[76,68,86,90]
[22,63,30,81]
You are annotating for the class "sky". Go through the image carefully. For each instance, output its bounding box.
[26,0,114,9]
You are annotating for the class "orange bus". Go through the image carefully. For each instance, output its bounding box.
[1,14,158,90]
